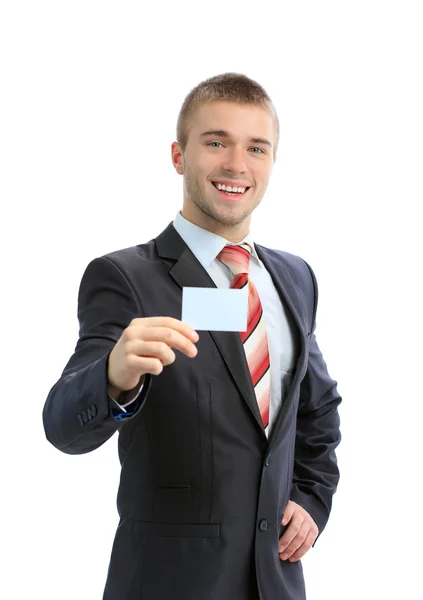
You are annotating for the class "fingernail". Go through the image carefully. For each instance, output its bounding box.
[281,554,288,560]
[191,331,199,341]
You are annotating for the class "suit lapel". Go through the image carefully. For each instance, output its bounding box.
[155,224,265,434]
[254,244,308,340]
[254,244,308,442]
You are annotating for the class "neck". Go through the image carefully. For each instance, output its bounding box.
[179,209,251,244]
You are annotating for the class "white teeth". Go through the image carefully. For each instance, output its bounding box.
[215,183,246,193]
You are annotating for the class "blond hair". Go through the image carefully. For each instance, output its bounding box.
[176,73,279,158]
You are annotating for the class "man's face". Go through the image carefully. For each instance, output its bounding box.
[171,101,276,241]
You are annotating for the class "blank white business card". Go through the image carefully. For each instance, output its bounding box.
[182,287,248,331]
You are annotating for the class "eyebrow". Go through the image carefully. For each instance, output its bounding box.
[200,129,273,147]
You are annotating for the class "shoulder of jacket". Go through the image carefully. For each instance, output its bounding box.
[98,239,157,270]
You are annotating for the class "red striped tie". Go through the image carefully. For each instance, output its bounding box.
[216,244,270,429]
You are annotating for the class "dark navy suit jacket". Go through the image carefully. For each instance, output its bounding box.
[43,223,342,600]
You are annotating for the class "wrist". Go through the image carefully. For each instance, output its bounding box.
[107,383,123,401]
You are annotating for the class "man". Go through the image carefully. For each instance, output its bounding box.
[43,72,342,600]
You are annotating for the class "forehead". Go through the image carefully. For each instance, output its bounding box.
[190,101,275,140]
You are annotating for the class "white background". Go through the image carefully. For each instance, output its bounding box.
[1,1,422,598]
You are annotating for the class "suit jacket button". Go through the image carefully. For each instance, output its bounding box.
[91,404,97,418]
[82,410,88,423]
[264,456,271,467]
[259,520,269,532]
[77,414,84,426]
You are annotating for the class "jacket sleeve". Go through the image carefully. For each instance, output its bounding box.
[290,263,342,543]
[42,256,152,455]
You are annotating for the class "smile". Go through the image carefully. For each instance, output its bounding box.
[211,181,251,199]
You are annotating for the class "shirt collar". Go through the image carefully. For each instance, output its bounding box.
[172,211,260,270]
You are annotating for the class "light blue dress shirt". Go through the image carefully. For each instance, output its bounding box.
[111,211,297,436]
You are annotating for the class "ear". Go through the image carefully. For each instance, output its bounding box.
[171,141,185,175]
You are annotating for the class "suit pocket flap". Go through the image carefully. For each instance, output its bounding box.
[131,520,220,538]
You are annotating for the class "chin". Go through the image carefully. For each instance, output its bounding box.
[213,209,250,227]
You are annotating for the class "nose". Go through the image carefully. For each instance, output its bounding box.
[222,146,247,175]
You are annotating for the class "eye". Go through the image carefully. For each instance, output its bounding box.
[250,147,265,154]
[207,141,224,148]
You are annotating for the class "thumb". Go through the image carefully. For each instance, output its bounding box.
[281,501,295,526]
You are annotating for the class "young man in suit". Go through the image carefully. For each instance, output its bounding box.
[43,72,342,600]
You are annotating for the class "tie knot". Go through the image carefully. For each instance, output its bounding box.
[216,243,252,275]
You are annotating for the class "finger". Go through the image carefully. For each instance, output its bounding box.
[130,317,199,341]
[278,515,305,553]
[126,354,164,376]
[279,522,310,560]
[127,327,198,358]
[127,340,176,366]
[287,530,317,563]
[281,501,295,526]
